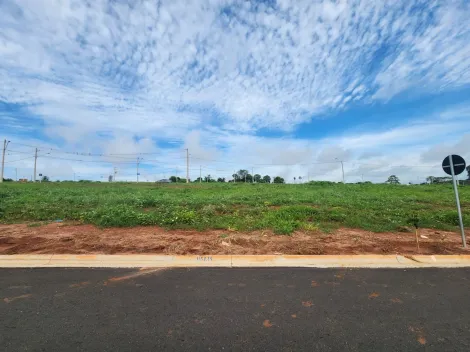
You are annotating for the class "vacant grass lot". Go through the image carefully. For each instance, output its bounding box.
[0,182,469,234]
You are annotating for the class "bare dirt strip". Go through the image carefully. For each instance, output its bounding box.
[0,223,468,255]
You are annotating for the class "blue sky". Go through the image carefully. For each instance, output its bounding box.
[1,0,470,182]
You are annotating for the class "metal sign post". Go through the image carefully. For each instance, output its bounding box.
[442,155,467,248]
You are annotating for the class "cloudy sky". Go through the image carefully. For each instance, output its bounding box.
[1,0,470,183]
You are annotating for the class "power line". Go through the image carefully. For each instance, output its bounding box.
[5,149,187,165]
[190,156,341,166]
[4,156,36,164]
[8,141,186,158]
[4,148,444,171]
[350,162,441,168]
[5,140,446,169]
[3,139,452,183]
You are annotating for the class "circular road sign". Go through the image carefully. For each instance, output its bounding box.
[442,155,466,176]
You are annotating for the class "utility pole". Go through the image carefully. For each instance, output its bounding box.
[186,148,189,183]
[114,167,118,182]
[341,161,344,184]
[33,148,38,182]
[335,158,345,183]
[1,139,10,183]
[136,157,140,182]
[199,166,202,184]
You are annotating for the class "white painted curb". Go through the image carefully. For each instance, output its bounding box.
[1,255,470,268]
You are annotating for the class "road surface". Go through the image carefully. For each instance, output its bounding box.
[1,267,470,351]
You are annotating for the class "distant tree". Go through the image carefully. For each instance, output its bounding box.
[2,178,13,182]
[262,175,271,183]
[41,176,50,182]
[193,177,203,183]
[204,174,213,182]
[253,174,262,183]
[234,170,249,182]
[217,177,226,182]
[273,176,285,184]
[169,176,177,183]
[426,176,435,184]
[245,174,253,183]
[386,175,400,185]
[299,176,302,183]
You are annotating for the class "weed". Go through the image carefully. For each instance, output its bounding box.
[301,222,320,231]
[273,220,298,235]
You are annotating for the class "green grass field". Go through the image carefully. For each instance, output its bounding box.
[1,182,469,234]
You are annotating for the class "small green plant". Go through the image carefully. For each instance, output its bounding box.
[273,220,299,235]
[301,222,320,231]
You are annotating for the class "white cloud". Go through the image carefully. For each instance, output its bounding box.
[2,111,469,183]
[420,134,470,163]
[1,0,470,183]
[1,0,470,135]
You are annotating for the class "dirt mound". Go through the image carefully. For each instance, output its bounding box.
[0,223,467,255]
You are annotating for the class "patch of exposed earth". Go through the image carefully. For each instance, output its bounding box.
[0,223,468,255]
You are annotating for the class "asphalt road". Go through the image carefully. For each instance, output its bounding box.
[1,267,470,351]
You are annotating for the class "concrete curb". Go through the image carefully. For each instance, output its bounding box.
[1,254,470,268]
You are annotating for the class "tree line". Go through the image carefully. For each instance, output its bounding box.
[385,166,470,186]
[169,169,286,183]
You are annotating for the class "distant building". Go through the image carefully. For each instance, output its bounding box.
[19,178,29,182]
[156,179,171,183]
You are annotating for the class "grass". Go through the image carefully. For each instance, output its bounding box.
[0,182,469,234]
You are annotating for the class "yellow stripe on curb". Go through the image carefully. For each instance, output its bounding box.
[1,255,470,268]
